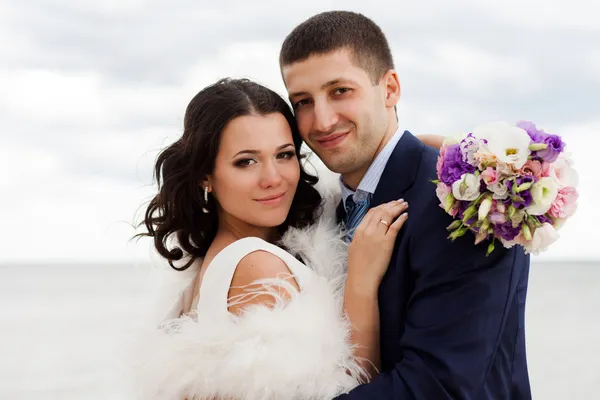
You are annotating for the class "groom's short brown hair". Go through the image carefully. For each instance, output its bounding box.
[279,11,394,84]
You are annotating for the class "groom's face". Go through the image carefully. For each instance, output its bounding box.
[282,49,389,180]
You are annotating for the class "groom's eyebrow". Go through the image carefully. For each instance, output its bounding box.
[288,78,357,98]
[233,143,294,157]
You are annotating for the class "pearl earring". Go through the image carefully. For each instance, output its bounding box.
[202,187,209,213]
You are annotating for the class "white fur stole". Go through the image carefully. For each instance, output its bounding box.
[127,172,365,400]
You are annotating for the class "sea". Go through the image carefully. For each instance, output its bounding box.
[0,260,598,399]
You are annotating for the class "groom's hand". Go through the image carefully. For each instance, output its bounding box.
[416,134,445,149]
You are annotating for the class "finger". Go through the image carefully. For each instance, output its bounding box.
[361,199,407,234]
[387,212,408,236]
[385,201,408,218]
[365,202,394,232]
[375,216,392,232]
[374,201,408,229]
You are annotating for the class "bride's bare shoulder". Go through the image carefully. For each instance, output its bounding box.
[227,250,300,315]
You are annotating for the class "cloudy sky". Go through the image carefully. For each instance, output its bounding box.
[1,0,598,264]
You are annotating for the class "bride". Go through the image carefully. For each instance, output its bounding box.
[131,78,442,400]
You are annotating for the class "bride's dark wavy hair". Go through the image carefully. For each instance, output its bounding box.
[136,78,322,271]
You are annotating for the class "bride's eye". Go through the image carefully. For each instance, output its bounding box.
[234,158,256,167]
[277,151,296,160]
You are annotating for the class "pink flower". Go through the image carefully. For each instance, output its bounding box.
[436,147,447,176]
[549,186,578,219]
[524,223,560,254]
[520,160,543,179]
[449,204,459,217]
[550,154,579,187]
[436,182,456,215]
[481,167,498,185]
[540,162,552,178]
[435,182,451,202]
[514,231,528,246]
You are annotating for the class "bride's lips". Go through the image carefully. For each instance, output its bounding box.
[255,192,287,205]
[316,131,349,149]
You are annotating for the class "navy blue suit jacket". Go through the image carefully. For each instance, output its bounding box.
[335,131,531,399]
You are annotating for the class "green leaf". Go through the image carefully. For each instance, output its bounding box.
[486,242,496,256]
[447,220,463,231]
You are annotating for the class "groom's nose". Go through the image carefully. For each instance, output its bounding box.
[312,100,339,134]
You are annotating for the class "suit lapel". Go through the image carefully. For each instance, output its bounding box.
[371,130,425,207]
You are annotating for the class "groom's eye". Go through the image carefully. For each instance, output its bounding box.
[293,98,312,109]
[332,87,350,96]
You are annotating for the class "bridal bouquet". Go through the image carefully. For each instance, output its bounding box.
[433,121,579,255]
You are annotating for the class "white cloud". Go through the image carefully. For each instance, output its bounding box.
[430,42,542,95]
[585,50,600,83]
[1,1,598,263]
[479,1,600,30]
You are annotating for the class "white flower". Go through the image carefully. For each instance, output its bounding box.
[472,122,532,169]
[525,177,559,215]
[550,152,579,188]
[478,197,493,220]
[460,133,484,166]
[452,173,481,201]
[488,181,509,200]
[524,223,559,254]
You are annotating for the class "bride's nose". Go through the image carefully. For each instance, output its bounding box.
[258,160,283,188]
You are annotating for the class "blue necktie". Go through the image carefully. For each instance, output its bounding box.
[344,193,372,242]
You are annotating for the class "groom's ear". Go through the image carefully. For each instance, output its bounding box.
[381,69,401,108]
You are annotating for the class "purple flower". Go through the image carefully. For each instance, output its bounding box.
[507,176,536,209]
[494,221,521,241]
[516,120,544,143]
[440,144,476,185]
[516,120,565,163]
[489,212,507,225]
[537,134,565,163]
[537,214,552,224]
[515,191,533,209]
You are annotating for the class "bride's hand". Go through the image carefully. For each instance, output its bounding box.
[347,200,408,292]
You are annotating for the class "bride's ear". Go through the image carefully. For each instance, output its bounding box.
[201,176,213,193]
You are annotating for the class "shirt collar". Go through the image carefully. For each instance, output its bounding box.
[340,127,405,206]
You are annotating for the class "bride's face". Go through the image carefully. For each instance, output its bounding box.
[209,112,300,229]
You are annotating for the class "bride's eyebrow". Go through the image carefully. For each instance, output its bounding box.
[233,143,294,158]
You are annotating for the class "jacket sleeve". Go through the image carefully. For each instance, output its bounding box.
[335,200,526,399]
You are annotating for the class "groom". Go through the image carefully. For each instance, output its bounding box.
[279,11,531,399]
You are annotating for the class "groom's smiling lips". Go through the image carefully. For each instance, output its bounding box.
[315,131,350,149]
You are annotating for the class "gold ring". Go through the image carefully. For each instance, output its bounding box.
[379,219,389,227]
